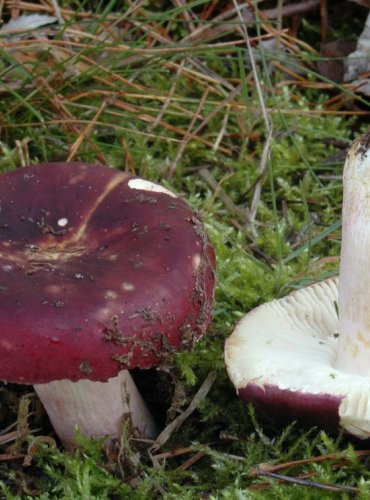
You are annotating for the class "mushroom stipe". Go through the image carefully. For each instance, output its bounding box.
[0,162,216,447]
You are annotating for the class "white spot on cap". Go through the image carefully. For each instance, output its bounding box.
[57,217,68,227]
[128,179,177,198]
[122,282,135,291]
[45,285,61,294]
[105,290,118,300]
[0,339,12,350]
[192,253,201,271]
[109,254,118,261]
[2,265,12,272]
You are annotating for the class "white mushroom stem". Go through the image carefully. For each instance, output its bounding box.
[335,135,370,376]
[34,370,157,448]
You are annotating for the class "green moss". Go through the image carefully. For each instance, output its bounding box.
[0,1,369,497]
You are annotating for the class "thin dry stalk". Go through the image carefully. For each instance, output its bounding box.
[15,137,30,166]
[121,137,134,174]
[7,0,118,21]
[233,0,273,226]
[251,469,359,494]
[0,452,24,461]
[34,77,107,162]
[271,60,306,81]
[182,1,320,45]
[275,0,283,48]
[182,3,253,43]
[185,83,244,152]
[199,168,251,226]
[0,0,5,20]
[5,118,184,142]
[150,371,217,456]
[245,0,319,65]
[50,0,64,25]
[108,98,230,154]
[149,59,185,131]
[213,107,230,152]
[264,0,320,19]
[188,57,235,92]
[0,431,17,445]
[124,4,235,92]
[2,33,273,56]
[250,450,370,475]
[172,0,196,32]
[67,100,107,161]
[152,445,200,461]
[168,86,210,178]
[320,0,327,45]
[247,450,370,491]
[176,451,206,471]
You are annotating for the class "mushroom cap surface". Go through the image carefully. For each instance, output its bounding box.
[0,162,215,384]
[225,277,370,440]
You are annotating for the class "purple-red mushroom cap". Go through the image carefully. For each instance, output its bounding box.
[225,277,370,439]
[0,162,216,384]
[225,278,348,434]
[225,132,370,441]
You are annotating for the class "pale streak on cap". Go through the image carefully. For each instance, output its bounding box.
[128,179,178,198]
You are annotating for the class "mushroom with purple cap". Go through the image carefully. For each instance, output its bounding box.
[225,131,370,440]
[0,162,216,447]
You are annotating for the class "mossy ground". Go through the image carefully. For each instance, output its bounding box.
[0,0,369,497]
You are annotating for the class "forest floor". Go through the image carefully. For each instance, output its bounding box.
[0,1,370,498]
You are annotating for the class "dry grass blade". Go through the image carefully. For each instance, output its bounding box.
[168,86,210,178]
[108,99,230,154]
[6,0,117,21]
[248,450,370,492]
[250,450,370,475]
[50,0,64,25]
[182,82,244,155]
[124,3,235,91]
[233,0,273,226]
[213,107,230,151]
[67,100,107,161]
[0,452,24,461]
[149,59,185,131]
[252,469,359,494]
[264,0,320,18]
[150,371,217,455]
[172,0,196,33]
[0,431,18,445]
[176,451,206,471]
[199,168,251,226]
[152,445,201,461]
[34,77,107,163]
[182,1,320,45]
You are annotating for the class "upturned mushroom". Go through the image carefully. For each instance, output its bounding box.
[0,162,215,447]
[225,131,370,440]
